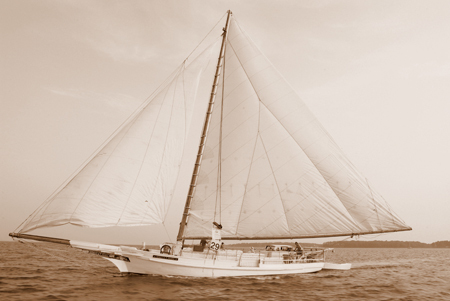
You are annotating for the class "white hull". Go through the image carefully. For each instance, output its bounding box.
[69,241,348,277]
[105,254,324,277]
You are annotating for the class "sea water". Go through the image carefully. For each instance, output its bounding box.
[1,241,449,300]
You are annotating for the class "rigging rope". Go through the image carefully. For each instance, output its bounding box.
[184,12,228,65]
[162,222,174,243]
[214,39,227,226]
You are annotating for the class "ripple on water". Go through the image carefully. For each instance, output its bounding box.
[1,243,450,300]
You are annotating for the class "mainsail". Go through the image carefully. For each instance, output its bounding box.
[181,16,411,240]
[18,43,217,233]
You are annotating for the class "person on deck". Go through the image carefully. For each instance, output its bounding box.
[294,242,304,256]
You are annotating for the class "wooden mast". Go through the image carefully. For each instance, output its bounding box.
[176,10,232,242]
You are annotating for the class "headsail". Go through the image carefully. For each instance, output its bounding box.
[181,16,411,240]
[18,43,217,233]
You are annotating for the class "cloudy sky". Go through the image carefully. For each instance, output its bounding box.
[1,0,449,244]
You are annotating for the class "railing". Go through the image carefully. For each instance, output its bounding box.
[178,247,328,266]
[180,248,243,261]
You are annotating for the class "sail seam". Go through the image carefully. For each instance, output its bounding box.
[252,101,365,234]
[69,115,141,224]
[131,67,183,225]
[249,175,353,237]
[234,47,261,235]
[191,81,359,234]
[227,35,345,231]
[367,178,382,231]
[182,60,188,139]
[249,41,387,230]
[234,134,260,235]
[18,60,187,232]
[202,101,260,164]
[257,130,293,236]
[166,42,220,227]
[224,26,369,236]
[226,25,381,233]
[220,36,296,236]
[66,88,172,226]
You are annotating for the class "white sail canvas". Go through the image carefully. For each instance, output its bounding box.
[182,17,409,240]
[19,44,217,232]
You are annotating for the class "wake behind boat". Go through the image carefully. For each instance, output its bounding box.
[9,10,410,277]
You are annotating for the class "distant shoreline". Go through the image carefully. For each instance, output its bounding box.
[322,240,450,248]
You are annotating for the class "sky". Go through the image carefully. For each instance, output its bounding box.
[1,0,449,245]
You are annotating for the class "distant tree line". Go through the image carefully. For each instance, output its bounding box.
[229,242,320,249]
[322,240,450,248]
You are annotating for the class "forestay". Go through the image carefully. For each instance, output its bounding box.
[182,17,410,240]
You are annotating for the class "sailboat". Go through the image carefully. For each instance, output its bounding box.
[9,11,411,277]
